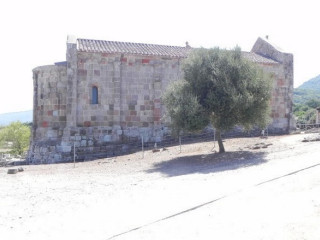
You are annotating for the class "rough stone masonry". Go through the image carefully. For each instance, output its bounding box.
[28,36,294,164]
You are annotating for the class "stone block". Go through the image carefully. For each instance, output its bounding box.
[94,70,100,76]
[84,121,91,127]
[61,146,71,153]
[54,154,61,161]
[59,116,66,121]
[81,140,87,147]
[142,122,149,127]
[40,147,47,153]
[103,135,112,142]
[117,130,122,135]
[142,59,150,64]
[47,130,57,138]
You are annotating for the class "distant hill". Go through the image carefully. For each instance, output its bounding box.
[0,110,32,126]
[293,75,320,124]
[298,74,320,91]
[294,75,320,105]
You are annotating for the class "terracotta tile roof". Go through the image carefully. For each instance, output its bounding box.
[77,39,190,58]
[242,51,279,64]
[77,38,278,64]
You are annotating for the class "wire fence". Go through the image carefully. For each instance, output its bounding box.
[71,129,265,162]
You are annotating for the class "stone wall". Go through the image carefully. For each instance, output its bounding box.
[29,65,68,163]
[252,37,294,133]
[75,51,182,142]
[32,65,67,141]
[29,43,183,163]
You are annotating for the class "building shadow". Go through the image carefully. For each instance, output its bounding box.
[146,151,267,177]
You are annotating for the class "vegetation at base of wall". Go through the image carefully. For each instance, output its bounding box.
[0,121,31,155]
[293,75,320,124]
[163,47,273,153]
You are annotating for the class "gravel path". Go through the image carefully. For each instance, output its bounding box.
[1,133,320,240]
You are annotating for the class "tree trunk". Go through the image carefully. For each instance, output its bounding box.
[216,129,225,153]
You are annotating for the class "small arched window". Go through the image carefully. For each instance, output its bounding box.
[92,86,98,104]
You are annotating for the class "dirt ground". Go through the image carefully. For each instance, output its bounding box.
[1,132,320,240]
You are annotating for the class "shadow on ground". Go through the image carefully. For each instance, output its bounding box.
[146,151,267,177]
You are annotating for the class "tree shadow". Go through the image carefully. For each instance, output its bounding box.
[146,151,267,177]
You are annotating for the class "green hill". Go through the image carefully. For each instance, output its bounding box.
[294,74,320,105]
[298,74,320,91]
[293,75,320,124]
[294,88,320,105]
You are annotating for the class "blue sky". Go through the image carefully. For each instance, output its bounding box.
[1,0,319,114]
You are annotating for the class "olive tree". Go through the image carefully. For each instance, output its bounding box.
[163,47,273,153]
[163,80,210,136]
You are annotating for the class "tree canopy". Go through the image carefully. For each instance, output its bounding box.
[163,47,273,153]
[162,80,210,136]
[0,121,31,155]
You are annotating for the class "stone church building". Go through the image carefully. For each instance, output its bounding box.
[29,36,294,163]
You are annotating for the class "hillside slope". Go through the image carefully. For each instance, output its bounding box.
[298,74,320,91]
[293,75,320,124]
[294,75,320,105]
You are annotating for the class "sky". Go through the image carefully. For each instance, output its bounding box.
[0,0,319,114]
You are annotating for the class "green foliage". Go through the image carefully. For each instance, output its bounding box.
[293,75,320,124]
[164,47,273,152]
[306,99,320,109]
[163,80,210,136]
[294,88,320,105]
[293,103,317,124]
[0,121,31,155]
[183,47,272,130]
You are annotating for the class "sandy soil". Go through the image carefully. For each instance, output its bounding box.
[1,132,320,240]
